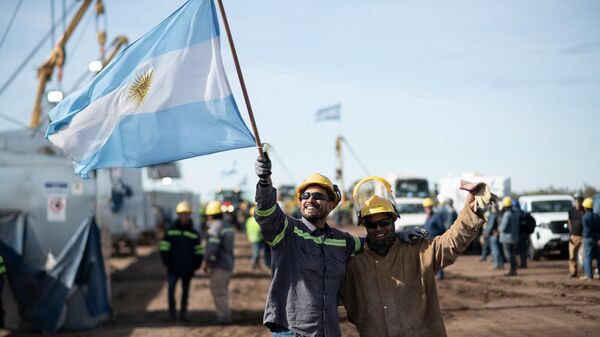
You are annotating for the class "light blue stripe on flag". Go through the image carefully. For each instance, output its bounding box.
[45,0,256,178]
[316,103,341,121]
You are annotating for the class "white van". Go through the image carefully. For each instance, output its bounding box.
[388,175,429,231]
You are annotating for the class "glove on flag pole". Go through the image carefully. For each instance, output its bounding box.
[45,0,260,178]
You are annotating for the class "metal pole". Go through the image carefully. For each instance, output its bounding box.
[215,0,264,158]
[335,135,346,203]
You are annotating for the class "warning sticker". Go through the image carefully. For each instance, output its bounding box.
[47,197,67,222]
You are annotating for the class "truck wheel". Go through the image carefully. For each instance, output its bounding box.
[529,245,541,260]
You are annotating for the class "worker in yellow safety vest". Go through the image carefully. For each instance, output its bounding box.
[245,207,271,270]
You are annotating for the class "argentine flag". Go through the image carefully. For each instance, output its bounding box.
[45,0,255,178]
[316,103,341,122]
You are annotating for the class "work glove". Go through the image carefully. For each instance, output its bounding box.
[460,180,498,217]
[397,227,428,244]
[255,152,272,186]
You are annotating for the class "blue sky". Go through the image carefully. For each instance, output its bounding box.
[1,0,599,199]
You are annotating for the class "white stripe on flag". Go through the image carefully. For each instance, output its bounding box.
[316,104,341,121]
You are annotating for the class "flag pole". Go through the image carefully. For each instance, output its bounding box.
[215,0,264,158]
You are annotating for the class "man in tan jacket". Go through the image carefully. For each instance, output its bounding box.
[340,177,489,337]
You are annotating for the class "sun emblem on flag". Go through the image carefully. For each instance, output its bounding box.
[128,68,153,106]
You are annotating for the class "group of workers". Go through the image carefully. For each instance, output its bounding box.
[157,150,492,336]
[253,153,493,337]
[159,199,235,323]
[480,194,600,280]
[157,152,598,336]
[481,197,534,276]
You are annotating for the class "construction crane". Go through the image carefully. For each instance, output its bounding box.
[335,135,371,202]
[104,35,129,65]
[335,136,346,202]
[30,0,106,128]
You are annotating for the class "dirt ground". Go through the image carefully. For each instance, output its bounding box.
[3,226,600,337]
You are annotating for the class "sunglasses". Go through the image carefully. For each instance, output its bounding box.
[364,218,394,229]
[300,191,330,201]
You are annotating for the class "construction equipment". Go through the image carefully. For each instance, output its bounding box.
[335,135,371,202]
[30,0,106,128]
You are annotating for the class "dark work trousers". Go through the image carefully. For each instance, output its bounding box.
[251,241,272,269]
[490,235,504,268]
[583,238,600,279]
[517,235,529,268]
[503,243,518,274]
[480,234,491,261]
[168,273,192,319]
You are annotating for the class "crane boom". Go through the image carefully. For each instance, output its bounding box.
[104,36,129,65]
[30,0,103,128]
[335,135,346,202]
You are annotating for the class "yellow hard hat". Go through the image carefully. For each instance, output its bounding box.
[583,197,593,209]
[422,198,434,208]
[352,176,400,225]
[358,195,398,225]
[176,201,192,214]
[295,173,341,207]
[205,200,223,216]
[502,197,512,208]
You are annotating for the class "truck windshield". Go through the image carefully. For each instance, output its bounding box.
[216,190,242,203]
[395,179,429,198]
[396,203,425,214]
[531,200,572,213]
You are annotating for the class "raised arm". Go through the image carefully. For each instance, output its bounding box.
[423,187,488,271]
[254,153,291,248]
[425,204,485,271]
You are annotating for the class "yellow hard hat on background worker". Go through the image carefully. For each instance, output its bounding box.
[295,173,341,207]
[582,197,593,209]
[176,201,192,214]
[422,198,434,208]
[205,200,223,216]
[502,197,512,208]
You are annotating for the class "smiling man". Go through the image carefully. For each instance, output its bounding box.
[253,153,362,337]
[340,176,489,337]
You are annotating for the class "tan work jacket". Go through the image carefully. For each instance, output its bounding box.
[340,204,485,337]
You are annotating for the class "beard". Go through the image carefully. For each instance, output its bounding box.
[301,202,329,223]
[302,210,327,223]
[366,234,396,256]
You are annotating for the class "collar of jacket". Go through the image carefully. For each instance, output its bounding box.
[301,217,331,236]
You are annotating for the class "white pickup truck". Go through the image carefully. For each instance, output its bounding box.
[519,195,574,259]
[394,198,427,232]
